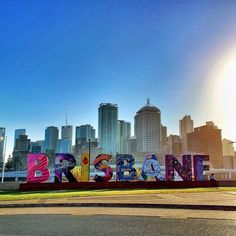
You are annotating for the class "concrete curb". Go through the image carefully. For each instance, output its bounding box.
[0,203,235,211]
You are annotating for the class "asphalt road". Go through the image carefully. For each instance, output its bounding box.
[0,207,236,236]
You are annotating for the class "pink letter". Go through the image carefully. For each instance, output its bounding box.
[27,153,50,183]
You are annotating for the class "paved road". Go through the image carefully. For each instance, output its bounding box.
[0,207,235,236]
[0,191,235,235]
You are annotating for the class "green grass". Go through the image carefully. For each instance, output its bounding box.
[0,187,236,201]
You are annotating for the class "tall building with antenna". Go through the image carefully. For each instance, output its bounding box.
[61,114,73,140]
[61,125,73,141]
[134,99,161,154]
[60,115,73,153]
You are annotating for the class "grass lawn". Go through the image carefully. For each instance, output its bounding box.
[0,187,236,201]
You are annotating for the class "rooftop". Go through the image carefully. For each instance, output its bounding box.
[137,99,160,114]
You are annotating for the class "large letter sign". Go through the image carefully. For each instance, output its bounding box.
[27,153,50,183]
[165,155,192,181]
[26,153,209,184]
[93,154,113,182]
[54,153,77,183]
[81,153,90,182]
[193,155,209,181]
[116,154,136,181]
[140,154,164,181]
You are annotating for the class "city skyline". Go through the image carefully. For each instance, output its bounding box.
[2,101,235,158]
[1,1,236,156]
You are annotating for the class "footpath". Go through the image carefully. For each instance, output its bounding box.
[0,191,236,211]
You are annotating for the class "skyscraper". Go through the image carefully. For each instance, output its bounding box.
[30,141,42,153]
[179,115,193,153]
[134,99,161,154]
[12,134,30,170]
[61,125,73,153]
[98,103,118,155]
[222,139,235,156]
[56,139,72,153]
[222,139,235,169]
[161,124,167,155]
[44,126,59,151]
[0,127,6,164]
[117,120,131,153]
[167,134,182,156]
[187,121,223,169]
[128,135,137,154]
[61,125,73,140]
[35,140,45,152]
[75,124,97,154]
[14,129,26,146]
[75,124,95,141]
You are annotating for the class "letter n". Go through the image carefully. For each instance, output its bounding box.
[165,155,192,181]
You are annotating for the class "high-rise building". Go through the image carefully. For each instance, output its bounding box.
[12,134,30,170]
[222,139,235,156]
[56,139,72,153]
[35,140,45,152]
[128,135,137,154]
[161,124,167,155]
[167,134,182,156]
[14,129,26,146]
[0,127,6,164]
[44,126,59,151]
[222,139,235,169]
[75,125,95,141]
[117,120,131,153]
[61,125,73,152]
[134,99,161,154]
[179,115,193,153]
[75,124,97,154]
[187,121,223,169]
[30,141,42,153]
[61,125,73,140]
[98,103,118,155]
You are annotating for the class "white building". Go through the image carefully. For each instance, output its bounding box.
[134,99,161,154]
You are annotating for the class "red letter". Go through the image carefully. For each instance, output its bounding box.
[27,153,50,183]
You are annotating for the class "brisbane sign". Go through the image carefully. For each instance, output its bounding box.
[27,153,209,183]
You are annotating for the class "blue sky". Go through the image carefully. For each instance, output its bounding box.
[1,0,236,155]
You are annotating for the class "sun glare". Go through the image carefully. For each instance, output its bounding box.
[216,50,236,140]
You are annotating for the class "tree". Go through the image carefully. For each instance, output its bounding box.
[5,157,15,171]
